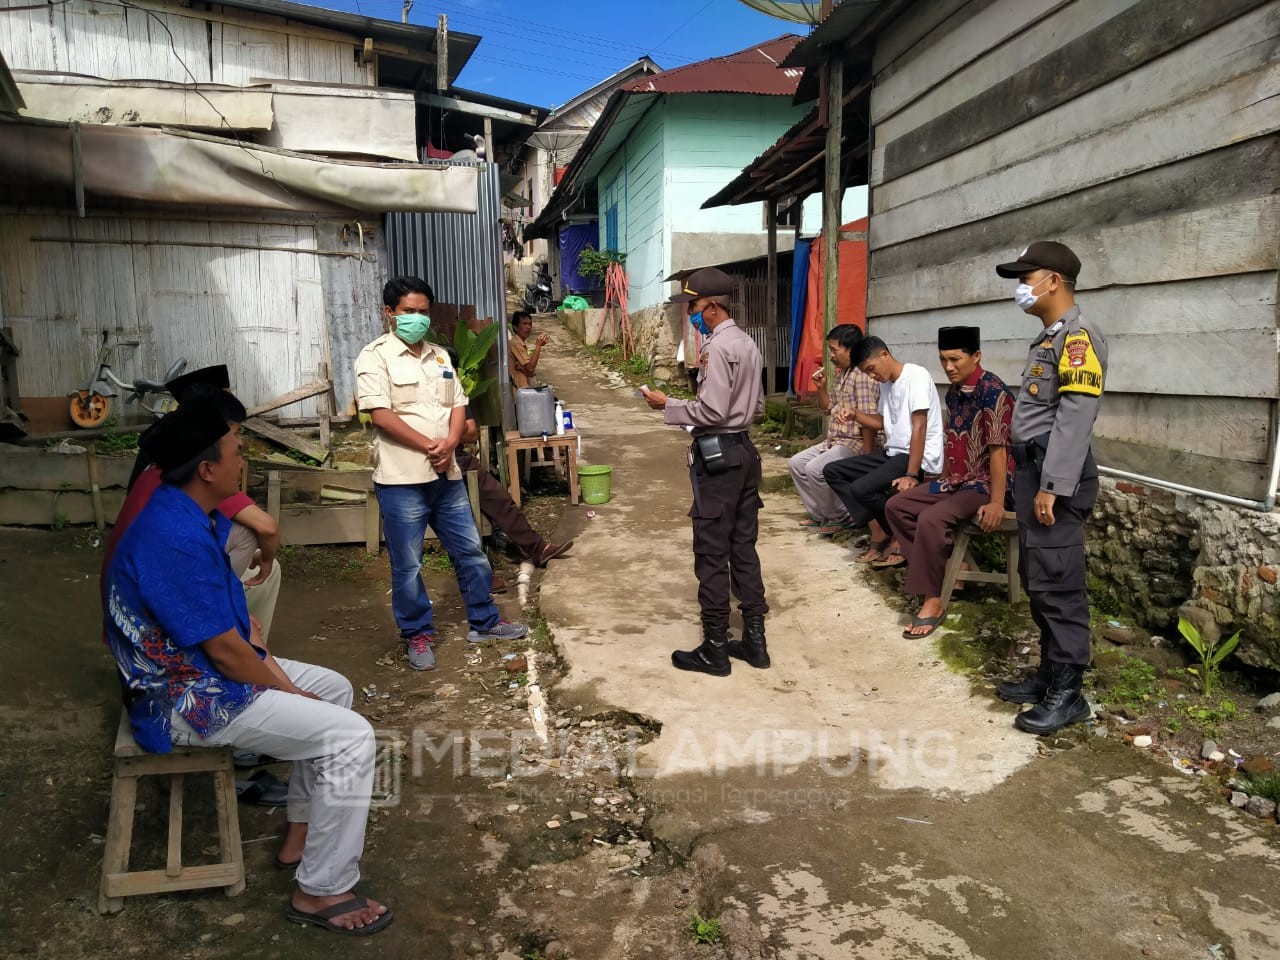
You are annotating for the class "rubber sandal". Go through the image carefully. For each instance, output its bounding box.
[902,616,943,639]
[871,554,906,569]
[854,540,890,563]
[286,895,394,937]
[798,517,822,527]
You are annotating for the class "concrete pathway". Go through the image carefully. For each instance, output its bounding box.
[531,319,1280,960]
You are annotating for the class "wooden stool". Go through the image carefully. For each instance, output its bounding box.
[503,431,580,507]
[98,709,246,914]
[938,512,1021,614]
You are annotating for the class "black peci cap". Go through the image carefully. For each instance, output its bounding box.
[139,404,230,473]
[938,326,981,353]
[166,364,230,403]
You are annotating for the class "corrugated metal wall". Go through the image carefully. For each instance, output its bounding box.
[385,161,510,425]
[385,162,506,328]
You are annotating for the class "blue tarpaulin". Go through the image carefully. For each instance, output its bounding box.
[788,237,812,396]
[558,223,600,294]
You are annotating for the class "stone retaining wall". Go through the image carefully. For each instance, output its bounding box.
[1087,478,1280,672]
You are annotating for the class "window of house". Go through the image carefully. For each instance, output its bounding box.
[764,199,801,230]
[604,204,619,251]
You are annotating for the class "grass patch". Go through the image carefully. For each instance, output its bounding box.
[421,545,453,573]
[1092,654,1159,712]
[1182,698,1237,739]
[1239,770,1280,804]
[687,912,724,946]
[276,544,372,579]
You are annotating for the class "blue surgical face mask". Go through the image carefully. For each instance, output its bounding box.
[393,312,431,344]
[689,310,710,337]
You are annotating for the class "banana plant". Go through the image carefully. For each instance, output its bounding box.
[452,320,500,399]
[1178,616,1241,697]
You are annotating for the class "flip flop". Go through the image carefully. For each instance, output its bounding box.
[798,517,822,527]
[903,616,943,639]
[286,895,394,937]
[854,540,890,563]
[871,554,906,569]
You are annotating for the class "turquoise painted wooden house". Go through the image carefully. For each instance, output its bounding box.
[527,36,809,313]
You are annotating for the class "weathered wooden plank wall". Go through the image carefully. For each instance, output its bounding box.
[866,0,1280,499]
[0,213,382,417]
[0,0,374,86]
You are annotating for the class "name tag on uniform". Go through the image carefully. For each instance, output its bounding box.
[442,369,454,380]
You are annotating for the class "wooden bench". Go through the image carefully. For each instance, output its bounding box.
[938,512,1021,614]
[98,709,246,914]
[503,431,580,507]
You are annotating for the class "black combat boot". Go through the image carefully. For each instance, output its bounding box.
[726,614,770,669]
[995,657,1052,704]
[1014,662,1091,735]
[672,623,731,677]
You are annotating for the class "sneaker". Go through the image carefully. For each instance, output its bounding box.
[404,632,437,670]
[467,618,529,644]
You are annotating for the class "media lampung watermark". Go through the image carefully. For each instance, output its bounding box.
[353,726,960,807]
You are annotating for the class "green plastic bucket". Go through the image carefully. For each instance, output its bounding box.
[579,464,613,504]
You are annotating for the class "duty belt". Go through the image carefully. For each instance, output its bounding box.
[1010,438,1046,469]
[693,431,750,445]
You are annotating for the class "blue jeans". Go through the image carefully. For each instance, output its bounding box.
[375,479,499,636]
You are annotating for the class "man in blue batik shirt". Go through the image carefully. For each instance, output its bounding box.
[103,402,393,937]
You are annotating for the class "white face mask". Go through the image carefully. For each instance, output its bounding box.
[1014,275,1051,311]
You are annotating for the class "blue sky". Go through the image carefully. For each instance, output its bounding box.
[318,0,813,109]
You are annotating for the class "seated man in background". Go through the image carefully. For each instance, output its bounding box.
[508,310,548,390]
[455,407,573,572]
[103,403,391,935]
[788,324,879,533]
[885,326,1014,638]
[823,336,944,563]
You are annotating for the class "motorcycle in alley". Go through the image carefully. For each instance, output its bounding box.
[68,331,187,428]
[519,261,556,315]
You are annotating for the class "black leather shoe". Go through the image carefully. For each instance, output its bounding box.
[1014,662,1091,735]
[996,658,1052,704]
[727,614,770,669]
[672,624,731,677]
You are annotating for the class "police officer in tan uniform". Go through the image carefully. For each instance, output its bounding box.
[994,242,1107,734]
[643,268,769,677]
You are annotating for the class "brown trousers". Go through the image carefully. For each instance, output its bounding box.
[885,485,990,598]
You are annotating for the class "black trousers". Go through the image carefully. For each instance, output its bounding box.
[456,449,547,561]
[822,451,910,531]
[1014,450,1099,666]
[689,437,768,630]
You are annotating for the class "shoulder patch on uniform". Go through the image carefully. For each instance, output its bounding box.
[1058,330,1103,396]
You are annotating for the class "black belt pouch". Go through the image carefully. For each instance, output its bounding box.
[694,434,730,475]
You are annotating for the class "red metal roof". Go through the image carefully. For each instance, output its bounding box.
[622,35,804,96]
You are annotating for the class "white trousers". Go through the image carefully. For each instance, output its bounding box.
[788,442,857,522]
[170,658,374,897]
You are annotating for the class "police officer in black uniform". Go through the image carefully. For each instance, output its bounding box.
[994,242,1107,734]
[643,267,768,677]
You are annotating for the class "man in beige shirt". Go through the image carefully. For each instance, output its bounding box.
[643,267,769,677]
[355,276,527,671]
[508,310,548,391]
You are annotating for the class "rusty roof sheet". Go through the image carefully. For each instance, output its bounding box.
[623,35,804,96]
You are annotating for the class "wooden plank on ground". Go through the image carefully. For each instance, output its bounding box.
[872,2,1277,198]
[279,502,437,547]
[245,379,331,418]
[0,488,125,525]
[242,416,329,464]
[868,196,1280,315]
[872,67,1280,250]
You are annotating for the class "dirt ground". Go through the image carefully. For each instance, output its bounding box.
[1,318,1279,959]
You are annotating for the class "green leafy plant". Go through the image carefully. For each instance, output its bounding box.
[421,546,453,573]
[443,321,500,399]
[97,417,140,456]
[687,912,724,946]
[1098,655,1158,711]
[576,245,626,282]
[52,511,70,531]
[1239,770,1280,804]
[1183,699,1237,738]
[1177,616,1241,697]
